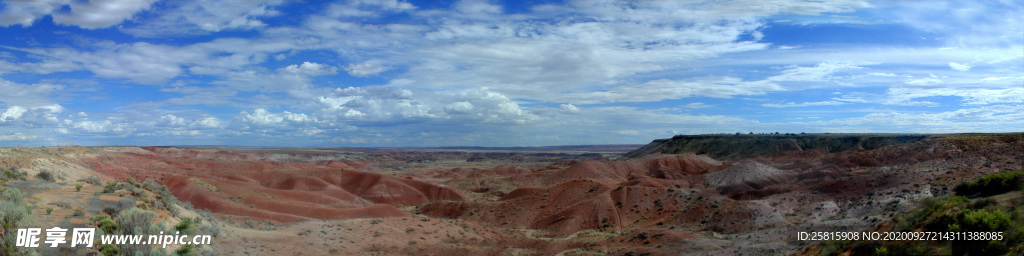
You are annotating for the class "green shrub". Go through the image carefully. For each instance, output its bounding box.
[116,208,157,235]
[93,214,112,222]
[104,181,127,193]
[174,244,194,256]
[142,179,160,191]
[952,208,1014,255]
[0,201,29,230]
[954,170,1024,197]
[99,244,120,256]
[76,184,84,192]
[86,176,102,185]
[36,170,55,182]
[46,207,53,215]
[1,168,22,180]
[0,188,23,202]
[175,217,194,235]
[52,200,72,209]
[99,218,118,233]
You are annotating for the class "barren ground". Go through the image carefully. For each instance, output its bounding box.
[1,134,1021,255]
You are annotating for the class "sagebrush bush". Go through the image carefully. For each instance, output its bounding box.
[103,181,124,193]
[0,188,32,254]
[1,168,22,180]
[0,201,29,229]
[86,176,102,185]
[142,179,160,191]
[52,200,73,209]
[36,170,55,182]
[1,188,23,203]
[116,208,157,236]
[195,209,221,237]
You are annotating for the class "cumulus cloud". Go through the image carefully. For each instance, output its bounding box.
[0,106,26,121]
[0,79,64,107]
[194,117,224,128]
[325,0,415,18]
[0,105,62,126]
[280,62,337,76]
[0,0,155,29]
[344,62,389,77]
[949,62,971,71]
[762,101,844,108]
[444,101,474,114]
[158,114,187,127]
[241,108,285,126]
[52,0,157,29]
[124,0,285,36]
[559,104,580,114]
[0,0,64,27]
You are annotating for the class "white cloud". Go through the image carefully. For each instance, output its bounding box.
[948,62,971,71]
[0,105,63,126]
[284,112,314,123]
[158,115,187,127]
[885,86,1024,106]
[617,130,640,135]
[559,103,580,114]
[0,0,65,27]
[52,0,157,29]
[0,0,154,29]
[444,101,474,114]
[344,62,389,77]
[559,76,778,104]
[280,62,337,76]
[891,0,1023,47]
[124,0,285,36]
[0,133,38,141]
[0,106,26,121]
[761,101,844,108]
[240,108,285,126]
[195,117,224,128]
[904,77,943,86]
[767,61,866,82]
[325,0,415,18]
[808,105,1024,133]
[0,79,64,107]
[72,120,112,132]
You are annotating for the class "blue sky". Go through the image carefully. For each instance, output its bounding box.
[0,0,1021,147]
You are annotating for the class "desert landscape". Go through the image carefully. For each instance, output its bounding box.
[0,133,1021,255]
[1,0,1021,255]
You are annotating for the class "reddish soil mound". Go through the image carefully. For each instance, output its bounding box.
[544,154,724,185]
[420,177,782,237]
[320,169,465,205]
[83,148,467,223]
[705,160,789,188]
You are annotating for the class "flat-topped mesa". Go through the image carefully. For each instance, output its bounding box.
[624,134,931,159]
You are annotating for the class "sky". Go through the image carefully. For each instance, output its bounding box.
[0,0,1021,147]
